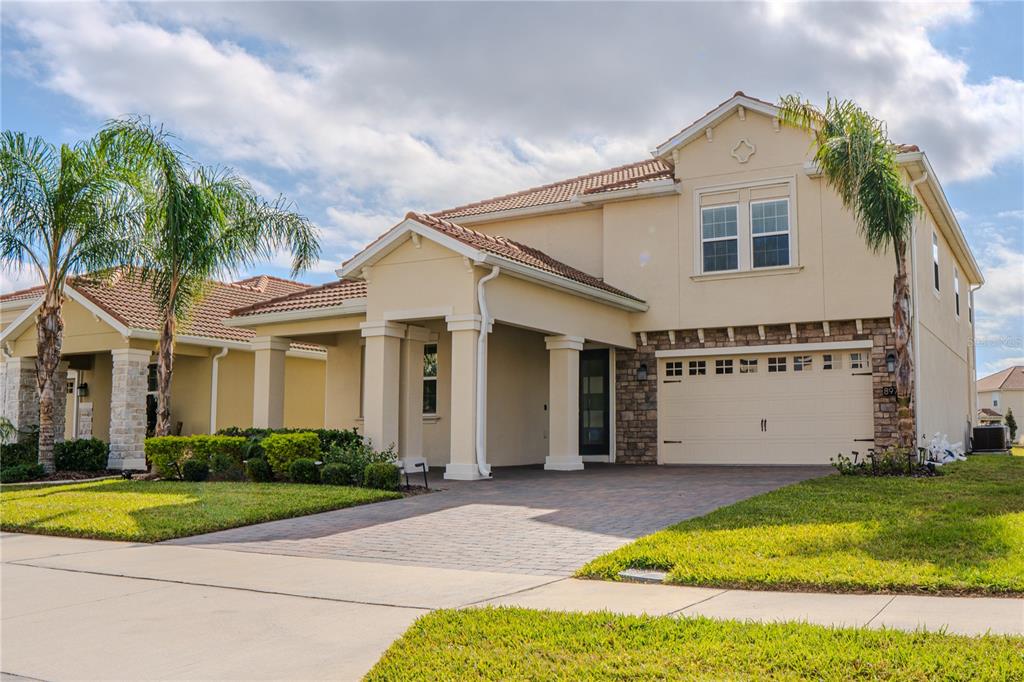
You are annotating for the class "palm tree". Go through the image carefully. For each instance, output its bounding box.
[103,119,320,437]
[0,131,144,471]
[778,95,922,448]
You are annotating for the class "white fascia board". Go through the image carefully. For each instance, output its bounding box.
[653,96,779,158]
[223,299,368,327]
[0,296,42,344]
[575,178,680,205]
[441,201,583,225]
[655,339,872,358]
[897,152,984,286]
[335,218,486,279]
[286,348,327,360]
[479,253,648,312]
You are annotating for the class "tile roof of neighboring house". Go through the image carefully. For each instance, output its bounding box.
[231,279,368,317]
[0,286,45,303]
[978,407,1003,418]
[435,158,673,219]
[406,212,644,302]
[1,269,322,351]
[977,366,1024,392]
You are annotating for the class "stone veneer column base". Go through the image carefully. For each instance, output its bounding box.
[108,349,151,470]
[2,357,38,435]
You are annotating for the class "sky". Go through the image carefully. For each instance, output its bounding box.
[1,1,1022,376]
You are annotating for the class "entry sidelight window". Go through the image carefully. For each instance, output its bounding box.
[422,343,438,415]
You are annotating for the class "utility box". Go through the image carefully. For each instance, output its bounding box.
[972,425,1009,452]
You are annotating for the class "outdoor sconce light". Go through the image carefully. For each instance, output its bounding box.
[77,382,89,398]
[885,352,896,374]
[637,363,648,381]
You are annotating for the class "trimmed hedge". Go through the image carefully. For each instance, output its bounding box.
[217,427,359,453]
[1,462,45,483]
[288,458,320,484]
[54,438,108,471]
[245,457,274,483]
[182,459,210,482]
[321,463,352,486]
[363,462,400,491]
[144,435,247,480]
[1,442,38,468]
[262,432,321,479]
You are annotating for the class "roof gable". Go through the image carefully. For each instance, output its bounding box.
[978,366,1024,392]
[654,92,781,158]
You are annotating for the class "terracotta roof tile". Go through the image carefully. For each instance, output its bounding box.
[407,212,644,302]
[977,366,1024,392]
[435,158,673,219]
[0,286,44,304]
[231,279,368,317]
[231,274,309,299]
[978,407,1003,418]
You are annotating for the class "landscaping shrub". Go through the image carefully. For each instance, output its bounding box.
[182,458,210,482]
[54,438,108,471]
[1,441,38,468]
[209,450,245,481]
[217,427,359,453]
[321,462,352,486]
[0,462,45,483]
[323,440,395,484]
[189,435,246,465]
[144,435,247,479]
[245,456,274,483]
[262,432,321,479]
[363,462,400,491]
[288,457,320,484]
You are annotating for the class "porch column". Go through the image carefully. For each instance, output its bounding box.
[445,314,486,480]
[109,348,151,470]
[324,333,362,429]
[399,325,429,462]
[2,357,38,437]
[252,336,289,429]
[544,335,585,471]
[360,321,405,451]
[53,361,69,443]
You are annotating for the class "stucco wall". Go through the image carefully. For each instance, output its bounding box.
[485,323,549,466]
[475,209,605,279]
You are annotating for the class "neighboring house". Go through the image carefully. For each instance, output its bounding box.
[227,92,983,479]
[977,366,1024,442]
[0,269,326,469]
[977,407,1004,426]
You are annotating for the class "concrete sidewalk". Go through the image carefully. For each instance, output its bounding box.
[3,533,1022,681]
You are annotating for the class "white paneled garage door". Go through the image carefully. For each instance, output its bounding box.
[658,348,874,465]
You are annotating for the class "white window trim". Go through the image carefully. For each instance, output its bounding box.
[932,231,941,297]
[749,197,792,270]
[992,392,1000,408]
[692,176,799,277]
[422,343,438,416]
[954,267,961,319]
[699,204,740,274]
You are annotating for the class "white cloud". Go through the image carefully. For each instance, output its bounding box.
[0,266,41,295]
[982,356,1024,375]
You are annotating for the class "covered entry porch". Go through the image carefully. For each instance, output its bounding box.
[232,212,646,479]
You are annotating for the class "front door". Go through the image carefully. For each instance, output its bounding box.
[580,349,610,456]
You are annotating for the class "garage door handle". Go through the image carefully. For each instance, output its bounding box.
[663,379,682,384]
[761,418,767,432]
[851,371,872,376]
[663,440,682,444]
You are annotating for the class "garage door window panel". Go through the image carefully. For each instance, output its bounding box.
[665,361,684,377]
[689,360,707,376]
[715,359,734,375]
[849,352,865,370]
[794,355,812,372]
[768,356,787,373]
[740,358,758,373]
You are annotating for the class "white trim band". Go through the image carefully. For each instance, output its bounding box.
[655,340,873,358]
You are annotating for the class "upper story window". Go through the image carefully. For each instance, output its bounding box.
[701,205,738,272]
[751,199,790,268]
[423,343,438,415]
[954,268,960,317]
[993,392,1000,408]
[932,232,940,292]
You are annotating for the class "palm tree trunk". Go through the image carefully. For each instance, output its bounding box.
[34,294,64,473]
[155,306,176,437]
[892,244,915,449]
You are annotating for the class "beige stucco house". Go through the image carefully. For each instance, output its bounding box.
[977,367,1023,442]
[0,270,326,469]
[223,92,983,479]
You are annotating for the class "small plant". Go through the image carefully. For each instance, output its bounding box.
[0,462,45,483]
[832,447,930,477]
[209,450,245,481]
[288,457,320,484]
[54,438,109,471]
[245,456,274,483]
[323,439,396,483]
[1,441,38,469]
[263,432,321,479]
[1005,408,1018,443]
[321,462,352,486]
[182,458,210,482]
[363,462,400,491]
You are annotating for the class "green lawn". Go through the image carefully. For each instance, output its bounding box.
[366,608,1024,681]
[0,479,401,542]
[579,455,1024,595]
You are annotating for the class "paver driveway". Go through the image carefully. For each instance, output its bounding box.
[169,464,830,575]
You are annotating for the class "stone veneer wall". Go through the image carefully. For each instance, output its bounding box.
[615,318,902,464]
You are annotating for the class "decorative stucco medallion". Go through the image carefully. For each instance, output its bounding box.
[731,138,756,163]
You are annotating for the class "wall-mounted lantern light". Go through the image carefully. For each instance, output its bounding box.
[77,382,89,398]
[885,352,896,374]
[637,363,648,381]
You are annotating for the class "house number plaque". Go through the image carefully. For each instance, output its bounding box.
[881,386,897,397]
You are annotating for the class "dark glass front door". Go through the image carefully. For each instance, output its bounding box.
[580,349,610,456]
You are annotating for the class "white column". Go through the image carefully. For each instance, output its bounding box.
[445,314,485,480]
[545,335,585,471]
[360,321,405,452]
[109,348,151,470]
[252,336,290,429]
[399,325,429,462]
[2,357,38,436]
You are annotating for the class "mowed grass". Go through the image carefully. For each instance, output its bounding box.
[366,608,1024,681]
[0,479,401,542]
[579,455,1024,595]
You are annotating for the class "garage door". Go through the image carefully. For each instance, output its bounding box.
[658,349,874,465]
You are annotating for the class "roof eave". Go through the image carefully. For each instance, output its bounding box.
[225,299,369,327]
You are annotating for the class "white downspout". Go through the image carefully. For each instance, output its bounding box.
[475,265,501,478]
[210,347,229,433]
[909,172,928,444]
